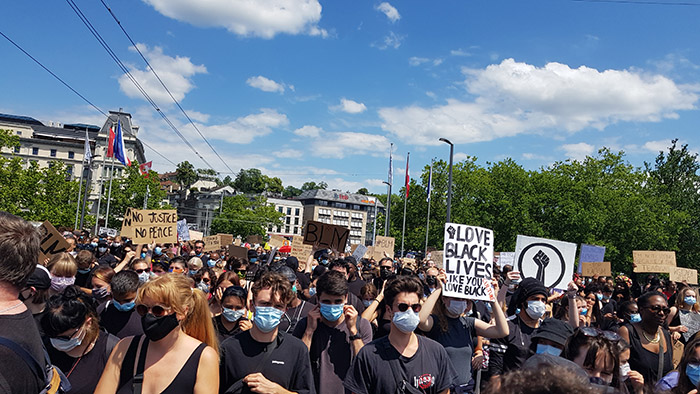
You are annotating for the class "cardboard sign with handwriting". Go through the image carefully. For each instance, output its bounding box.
[290,235,314,260]
[581,262,612,277]
[203,234,234,252]
[633,251,676,273]
[38,221,71,264]
[303,221,350,252]
[352,244,368,261]
[374,236,395,258]
[229,245,249,262]
[247,235,263,245]
[670,267,699,285]
[268,235,286,249]
[120,208,177,243]
[189,230,203,241]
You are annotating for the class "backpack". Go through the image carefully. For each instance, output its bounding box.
[0,336,71,394]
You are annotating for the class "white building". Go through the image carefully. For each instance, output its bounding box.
[267,198,304,236]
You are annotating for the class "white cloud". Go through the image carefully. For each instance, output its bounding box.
[186,110,210,123]
[311,131,390,158]
[642,139,674,153]
[450,49,470,57]
[560,142,595,161]
[276,149,303,159]
[118,43,207,104]
[373,32,403,50]
[142,0,325,39]
[453,152,469,162]
[375,2,400,23]
[433,58,444,66]
[246,75,286,93]
[522,153,551,161]
[333,98,367,114]
[409,57,430,66]
[194,109,288,144]
[293,125,323,137]
[379,58,698,146]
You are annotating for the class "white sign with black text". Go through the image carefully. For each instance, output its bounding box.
[514,235,577,291]
[442,223,495,302]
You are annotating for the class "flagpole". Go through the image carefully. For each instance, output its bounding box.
[400,152,409,257]
[93,146,107,236]
[372,197,378,246]
[79,162,91,230]
[74,145,85,229]
[384,143,393,237]
[424,161,432,257]
[105,156,115,230]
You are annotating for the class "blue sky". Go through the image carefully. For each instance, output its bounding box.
[2,0,699,193]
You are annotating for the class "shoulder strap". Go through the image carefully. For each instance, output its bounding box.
[104,332,120,359]
[0,336,45,380]
[133,337,150,394]
[118,335,141,390]
[657,332,665,381]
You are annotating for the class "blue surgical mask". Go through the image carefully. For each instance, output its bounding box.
[525,300,546,320]
[309,287,317,297]
[292,285,297,294]
[250,258,257,263]
[138,272,150,284]
[580,307,588,315]
[207,259,217,268]
[154,247,162,256]
[536,343,562,356]
[446,299,468,316]
[392,309,420,333]
[77,268,91,275]
[113,299,136,312]
[685,296,697,306]
[222,308,245,323]
[687,363,700,387]
[253,306,284,333]
[320,303,344,322]
[189,269,198,276]
[141,252,147,259]
[90,242,98,248]
[363,300,373,308]
[197,281,210,293]
[596,293,603,301]
[629,313,642,323]
[50,326,85,352]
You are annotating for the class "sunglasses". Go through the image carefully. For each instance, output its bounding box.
[170,267,184,273]
[645,305,671,315]
[396,303,422,313]
[55,326,81,341]
[134,268,151,274]
[581,327,621,342]
[201,277,210,284]
[135,304,172,317]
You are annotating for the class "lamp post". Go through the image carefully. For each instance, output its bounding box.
[439,138,454,223]
[383,181,391,236]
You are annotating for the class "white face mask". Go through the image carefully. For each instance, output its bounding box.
[619,362,631,380]
[446,299,467,316]
[525,300,546,320]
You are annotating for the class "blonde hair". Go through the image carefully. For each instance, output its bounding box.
[46,252,78,277]
[188,257,203,271]
[137,274,218,353]
[677,286,700,313]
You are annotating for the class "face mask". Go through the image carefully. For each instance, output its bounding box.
[380,268,392,280]
[392,309,420,334]
[50,326,86,352]
[446,299,467,316]
[426,276,438,287]
[525,300,546,320]
[222,308,245,322]
[320,303,344,322]
[113,243,120,247]
[321,259,329,266]
[292,285,297,293]
[138,272,150,284]
[141,252,147,259]
[197,281,210,293]
[93,286,110,300]
[250,258,257,263]
[687,363,700,387]
[154,247,162,256]
[589,376,611,386]
[51,276,75,292]
[536,343,562,356]
[253,306,284,333]
[485,302,493,313]
[90,242,98,248]
[602,295,611,301]
[189,269,198,276]
[629,313,642,323]
[141,312,179,341]
[596,293,603,301]
[113,299,135,312]
[619,362,631,380]
[418,273,425,280]
[580,307,588,315]
[685,296,697,306]
[363,300,373,308]
[309,287,317,297]
[77,268,91,275]
[237,271,246,279]
[207,259,217,268]
[98,247,107,254]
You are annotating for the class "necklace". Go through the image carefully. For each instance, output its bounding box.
[0,301,23,314]
[642,328,660,344]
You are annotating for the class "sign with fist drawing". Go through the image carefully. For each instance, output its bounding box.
[514,235,577,290]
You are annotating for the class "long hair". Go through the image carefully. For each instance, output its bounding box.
[674,336,700,394]
[137,274,218,354]
[676,286,700,313]
[47,252,78,277]
[41,285,100,346]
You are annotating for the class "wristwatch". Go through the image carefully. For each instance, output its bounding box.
[348,333,362,341]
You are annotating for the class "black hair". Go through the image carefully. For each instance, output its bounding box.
[617,300,637,317]
[328,259,349,272]
[222,285,247,304]
[194,267,217,283]
[316,271,349,298]
[169,256,186,266]
[111,270,140,296]
[41,286,97,337]
[384,275,422,308]
[602,285,614,294]
[637,291,666,309]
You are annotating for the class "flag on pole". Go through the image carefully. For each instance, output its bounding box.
[83,129,92,164]
[388,145,393,185]
[113,119,130,166]
[405,152,410,198]
[106,124,116,158]
[139,161,152,178]
[426,164,432,202]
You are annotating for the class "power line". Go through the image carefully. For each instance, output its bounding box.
[99,0,234,175]
[63,0,217,171]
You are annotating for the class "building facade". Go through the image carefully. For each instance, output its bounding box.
[267,198,304,236]
[169,185,234,235]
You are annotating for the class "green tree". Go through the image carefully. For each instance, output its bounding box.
[210,195,284,237]
[234,168,265,194]
[301,181,327,191]
[283,185,303,198]
[262,175,284,195]
[102,163,169,228]
[176,161,198,189]
[356,187,369,195]
[0,128,20,149]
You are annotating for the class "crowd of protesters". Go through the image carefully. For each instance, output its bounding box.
[2,211,700,393]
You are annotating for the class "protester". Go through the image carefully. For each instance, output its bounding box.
[169,257,187,274]
[219,271,315,394]
[194,267,216,295]
[188,257,204,277]
[346,258,365,298]
[667,286,700,343]
[276,265,314,333]
[213,286,252,344]
[129,258,152,284]
[19,265,52,325]
[487,364,601,394]
[46,252,79,296]
[617,339,645,394]
[656,334,700,393]
[42,286,120,394]
[563,327,623,388]
[210,271,241,316]
[91,265,116,304]
[0,211,46,393]
[75,250,97,288]
[344,276,458,394]
[95,273,219,393]
[423,266,440,296]
[96,240,118,267]
[531,318,574,357]
[98,270,144,338]
[294,270,373,393]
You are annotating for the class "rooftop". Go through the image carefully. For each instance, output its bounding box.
[296,189,384,208]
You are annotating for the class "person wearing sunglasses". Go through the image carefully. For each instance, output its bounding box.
[129,258,152,284]
[95,273,219,393]
[213,286,252,344]
[619,291,673,386]
[98,271,144,339]
[42,286,120,394]
[193,267,217,294]
[345,276,457,394]
[219,271,314,394]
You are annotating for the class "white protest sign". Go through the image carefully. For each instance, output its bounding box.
[352,244,368,261]
[98,227,118,237]
[515,235,577,291]
[497,252,515,268]
[442,223,495,301]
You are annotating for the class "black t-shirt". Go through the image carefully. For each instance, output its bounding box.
[488,316,536,376]
[0,309,45,393]
[292,316,373,394]
[344,335,457,394]
[213,314,247,345]
[98,301,144,338]
[425,315,476,388]
[347,278,366,298]
[98,253,118,267]
[278,300,314,334]
[46,330,118,394]
[219,331,315,394]
[75,268,93,288]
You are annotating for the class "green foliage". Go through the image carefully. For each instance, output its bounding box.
[301,181,327,191]
[210,195,284,237]
[175,161,198,188]
[356,187,369,195]
[102,162,168,228]
[283,185,303,198]
[0,129,20,149]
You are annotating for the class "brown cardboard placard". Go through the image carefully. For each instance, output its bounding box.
[670,267,699,285]
[302,220,350,252]
[268,235,286,249]
[247,234,263,245]
[38,221,71,264]
[219,234,234,246]
[581,262,612,277]
[374,236,395,258]
[228,245,249,262]
[233,237,241,246]
[120,208,177,243]
[430,251,444,269]
[202,235,222,252]
[633,264,676,274]
[189,230,203,241]
[633,251,676,267]
[290,235,314,260]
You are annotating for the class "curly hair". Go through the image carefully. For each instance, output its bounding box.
[488,364,599,394]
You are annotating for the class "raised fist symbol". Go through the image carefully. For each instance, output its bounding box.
[533,250,550,283]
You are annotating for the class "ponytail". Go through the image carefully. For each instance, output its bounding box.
[183,288,219,354]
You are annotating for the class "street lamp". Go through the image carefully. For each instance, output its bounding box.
[439,138,454,223]
[382,180,391,237]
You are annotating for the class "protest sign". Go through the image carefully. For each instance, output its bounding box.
[290,235,314,260]
[374,236,395,258]
[219,234,233,246]
[229,245,249,261]
[203,235,221,252]
[98,227,118,237]
[38,221,71,264]
[121,208,177,243]
[578,244,606,274]
[233,237,241,246]
[247,235,263,245]
[177,220,190,241]
[670,267,698,285]
[352,244,368,261]
[268,235,286,249]
[302,221,350,252]
[515,235,577,290]
[189,230,203,241]
[496,252,515,268]
[581,262,612,277]
[633,251,676,273]
[442,223,495,301]
[429,251,444,269]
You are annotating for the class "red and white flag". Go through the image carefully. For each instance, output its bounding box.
[139,161,152,178]
[107,125,116,158]
[405,152,410,198]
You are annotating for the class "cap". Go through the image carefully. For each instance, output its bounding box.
[531,318,574,347]
[26,265,51,290]
[275,266,297,284]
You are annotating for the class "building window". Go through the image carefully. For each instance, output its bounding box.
[66,165,73,176]
[50,149,57,157]
[294,226,299,234]
[286,217,291,224]
[32,147,38,155]
[353,205,360,210]
[278,206,283,213]
[16,131,21,136]
[68,151,74,159]
[294,218,299,225]
[285,226,290,233]
[13,146,19,153]
[287,207,292,215]
[295,208,300,216]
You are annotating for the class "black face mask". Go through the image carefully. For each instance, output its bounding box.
[426,276,438,287]
[380,267,393,280]
[141,313,179,341]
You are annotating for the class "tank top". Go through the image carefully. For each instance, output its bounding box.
[627,324,673,385]
[116,336,207,394]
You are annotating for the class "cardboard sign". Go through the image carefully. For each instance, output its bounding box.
[247,235,263,245]
[303,221,350,252]
[497,252,515,268]
[98,227,118,237]
[234,237,241,246]
[38,221,71,264]
[268,235,286,249]
[670,267,699,285]
[120,208,177,244]
[374,236,395,259]
[290,235,314,260]
[578,244,606,274]
[581,262,612,277]
[352,244,368,261]
[228,245,249,262]
[515,235,577,291]
[177,219,190,241]
[429,251,444,269]
[633,251,677,273]
[203,235,222,252]
[189,230,203,241]
[442,223,495,301]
